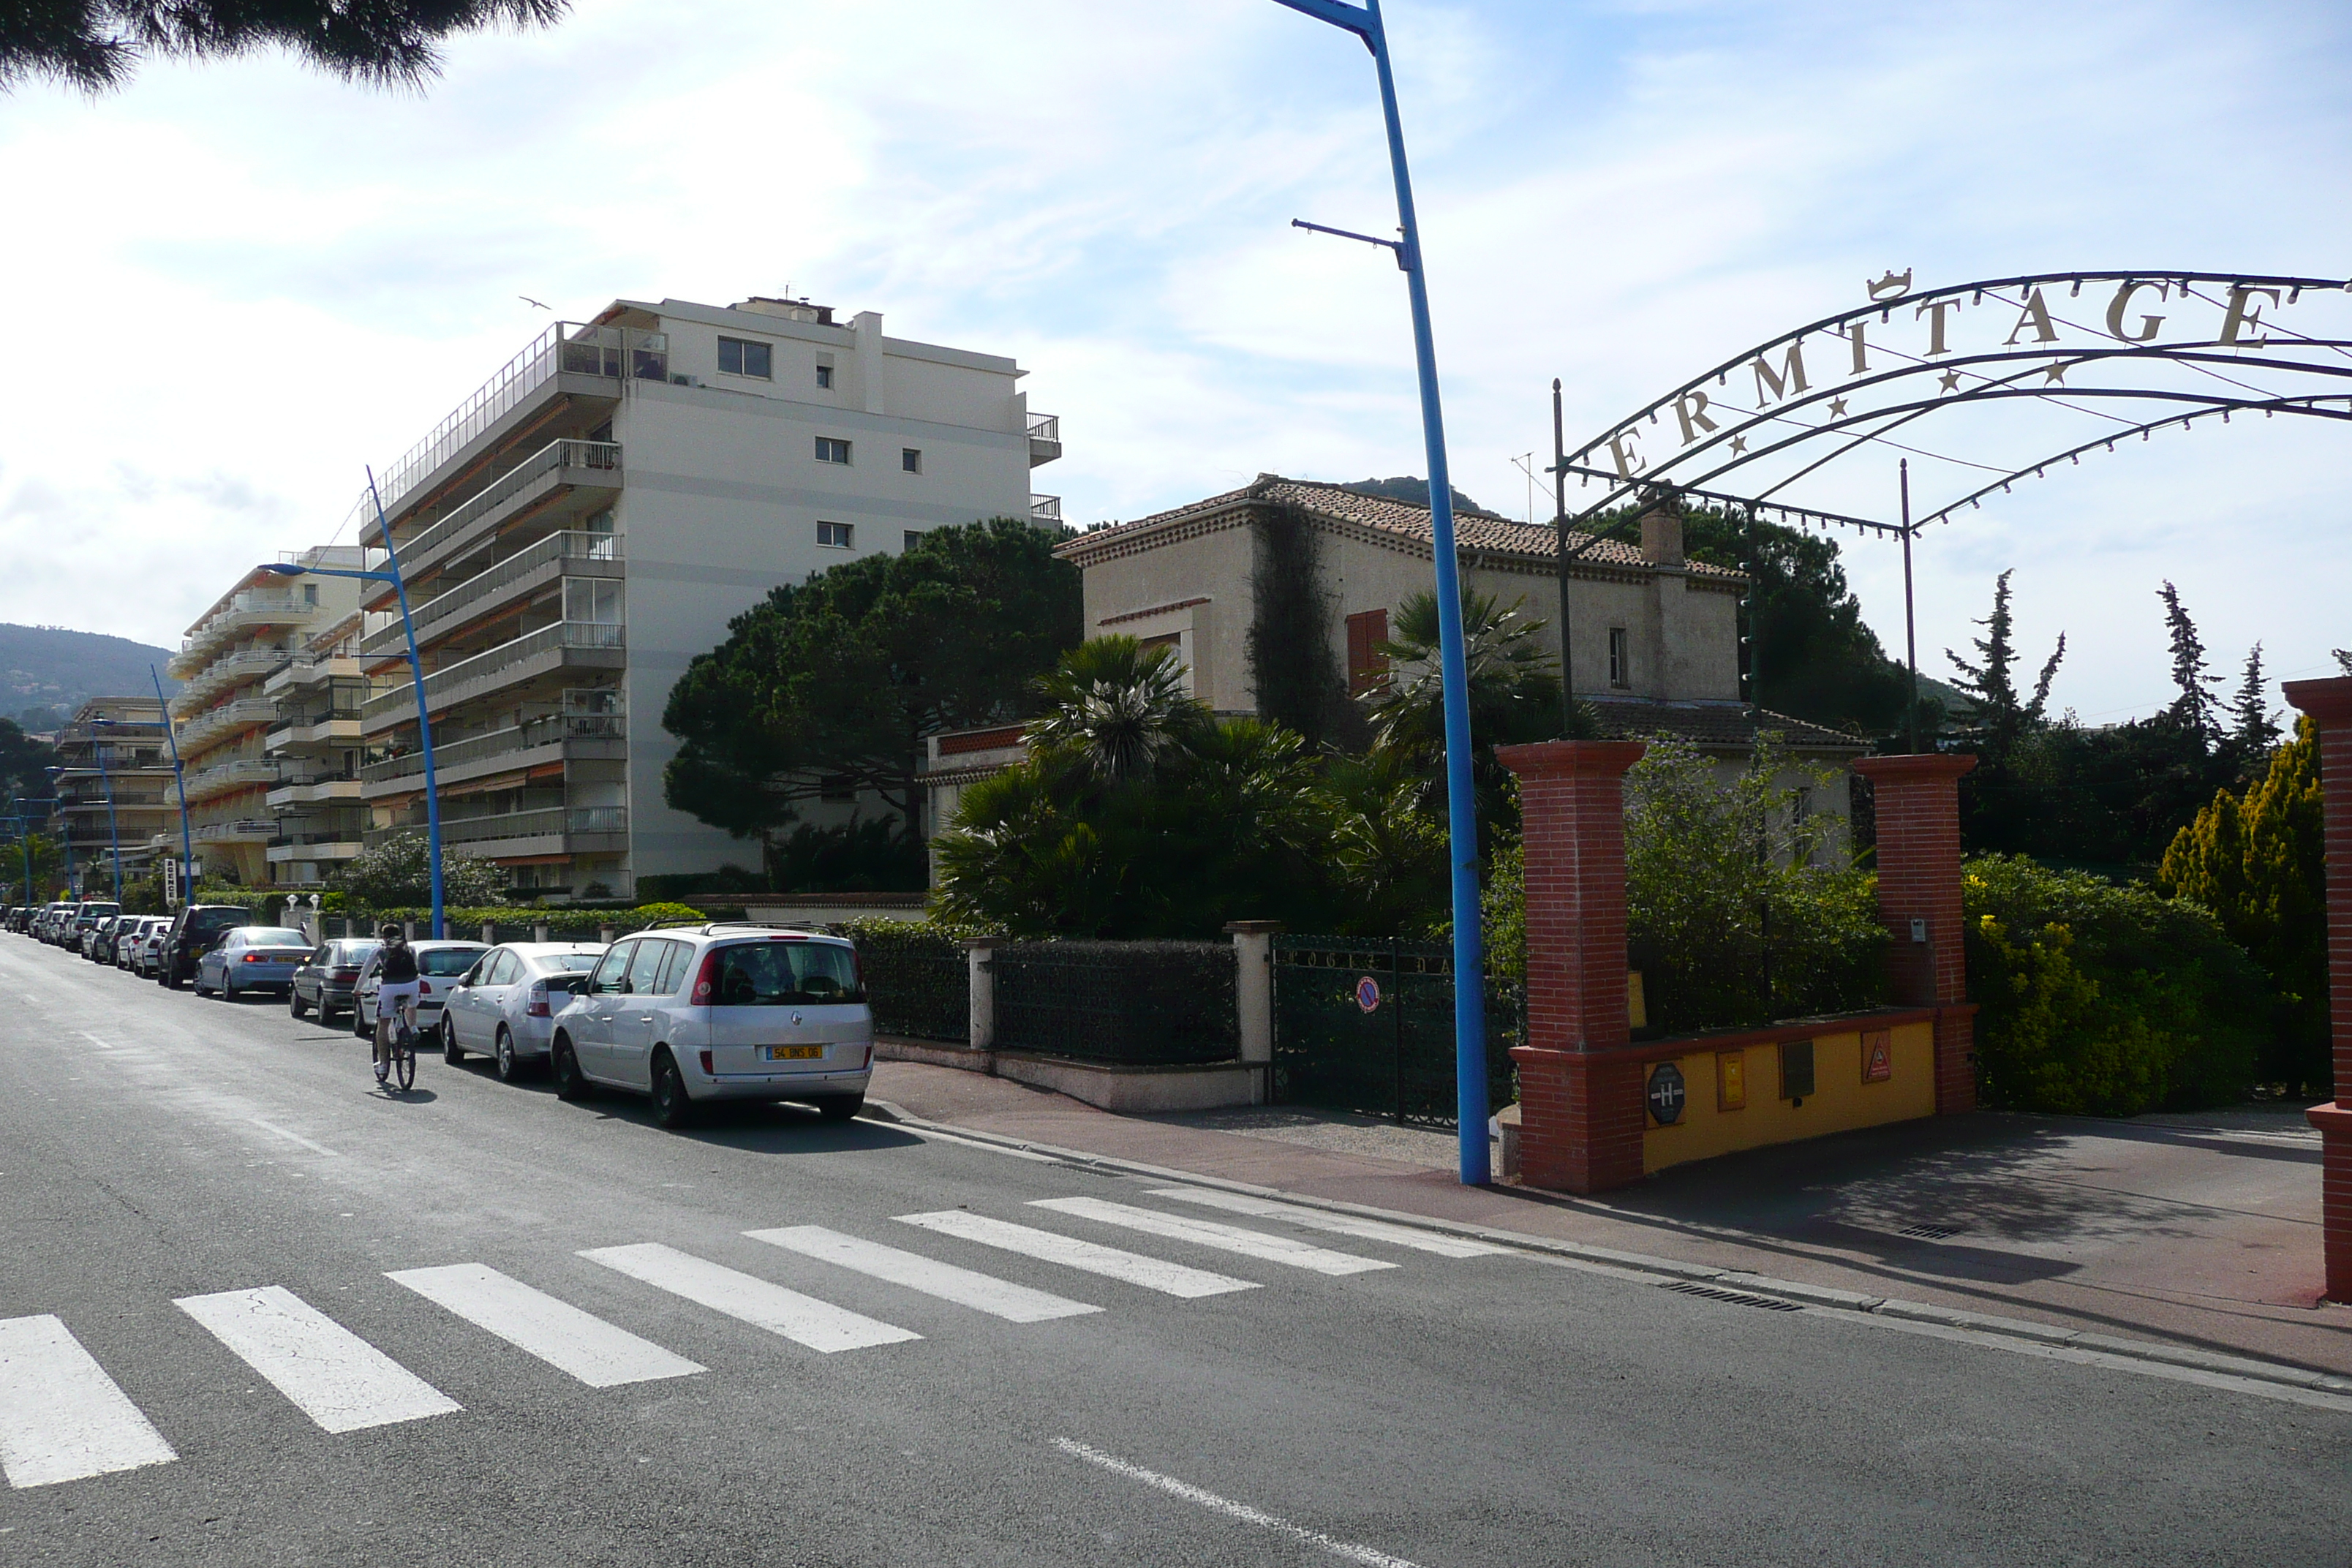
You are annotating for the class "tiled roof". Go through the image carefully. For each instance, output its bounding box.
[1063,475,1743,581]
[1583,697,1871,752]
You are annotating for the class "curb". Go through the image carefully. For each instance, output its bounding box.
[862,1098,2352,1398]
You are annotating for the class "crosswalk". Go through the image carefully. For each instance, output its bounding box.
[1,1185,1517,1489]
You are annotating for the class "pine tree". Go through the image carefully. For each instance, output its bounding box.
[1948,569,2063,768]
[2228,644,2280,757]
[2157,581,2219,745]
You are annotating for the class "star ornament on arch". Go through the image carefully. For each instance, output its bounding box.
[2042,360,2070,385]
[1937,368,1964,395]
[1728,434,1749,455]
[1827,396,1850,418]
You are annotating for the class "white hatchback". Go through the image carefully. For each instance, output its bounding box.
[437,942,608,1082]
[549,924,873,1129]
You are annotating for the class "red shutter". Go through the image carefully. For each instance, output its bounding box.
[1346,609,1390,695]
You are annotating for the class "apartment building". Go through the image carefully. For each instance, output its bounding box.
[261,610,370,886]
[353,294,1058,899]
[166,552,364,886]
[52,696,180,890]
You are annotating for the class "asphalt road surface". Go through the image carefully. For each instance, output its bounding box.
[1,936,2344,1567]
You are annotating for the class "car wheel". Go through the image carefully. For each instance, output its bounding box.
[649,1051,696,1130]
[222,976,236,1000]
[494,1027,522,1084]
[551,1035,589,1101]
[290,986,308,1019]
[442,1017,464,1065]
[812,1094,864,1123]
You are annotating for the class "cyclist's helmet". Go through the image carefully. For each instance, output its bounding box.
[380,922,405,942]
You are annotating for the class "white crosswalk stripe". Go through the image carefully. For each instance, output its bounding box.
[387,1263,707,1387]
[1144,1187,1515,1258]
[579,1243,921,1352]
[0,1314,178,1488]
[896,1210,1259,1298]
[746,1226,1101,1323]
[174,1286,461,1433]
[1028,1196,1395,1275]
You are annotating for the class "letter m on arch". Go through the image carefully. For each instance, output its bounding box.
[1750,341,1809,405]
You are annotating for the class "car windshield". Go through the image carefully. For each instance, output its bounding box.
[241,928,310,946]
[336,941,382,962]
[192,912,246,932]
[704,941,864,1006]
[535,953,603,973]
[418,948,486,976]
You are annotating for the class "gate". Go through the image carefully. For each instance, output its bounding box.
[1271,935,1520,1126]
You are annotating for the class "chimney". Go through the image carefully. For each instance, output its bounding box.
[1640,505,1684,569]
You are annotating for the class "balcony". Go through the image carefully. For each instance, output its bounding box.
[267,775,364,810]
[170,593,313,674]
[366,805,627,857]
[360,529,622,659]
[176,755,281,805]
[266,714,363,752]
[377,440,625,589]
[361,713,625,792]
[359,621,625,731]
[170,647,290,712]
[1028,412,1062,467]
[266,838,363,867]
[195,818,276,844]
[176,697,281,755]
[265,652,361,697]
[1030,494,1062,524]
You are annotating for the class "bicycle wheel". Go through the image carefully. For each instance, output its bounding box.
[394,1030,416,1092]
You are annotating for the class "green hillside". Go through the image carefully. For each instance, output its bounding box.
[0,624,180,731]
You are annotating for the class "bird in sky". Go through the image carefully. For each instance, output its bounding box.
[519,294,550,309]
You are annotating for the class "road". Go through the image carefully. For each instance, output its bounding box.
[0,935,2344,1567]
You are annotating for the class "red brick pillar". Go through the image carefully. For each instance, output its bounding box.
[2284,676,2352,1303]
[1496,740,1647,1194]
[1853,753,1978,1115]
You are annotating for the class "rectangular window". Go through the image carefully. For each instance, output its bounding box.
[815,363,834,389]
[817,521,853,549]
[902,448,921,474]
[815,436,852,464]
[565,578,622,624]
[903,530,923,552]
[1607,626,1631,687]
[819,774,857,802]
[717,336,772,378]
[1346,608,1390,696]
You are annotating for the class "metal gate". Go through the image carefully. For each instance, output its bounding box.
[1271,935,1520,1126]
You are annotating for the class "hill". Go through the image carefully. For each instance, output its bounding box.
[0,624,181,730]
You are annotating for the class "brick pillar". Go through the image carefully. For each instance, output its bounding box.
[1496,740,1648,1194]
[1853,753,1978,1115]
[2284,676,2352,1303]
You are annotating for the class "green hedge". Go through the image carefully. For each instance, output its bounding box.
[329,902,709,938]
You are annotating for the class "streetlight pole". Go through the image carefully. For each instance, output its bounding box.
[151,665,197,907]
[16,796,63,902]
[1272,0,1488,1183]
[82,720,124,904]
[42,769,75,893]
[260,472,445,938]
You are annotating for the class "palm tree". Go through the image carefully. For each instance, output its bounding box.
[1362,587,1564,766]
[1027,637,1204,785]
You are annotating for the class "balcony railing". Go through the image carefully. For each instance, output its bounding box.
[1030,494,1062,523]
[370,323,660,521]
[171,647,289,713]
[194,818,277,843]
[361,529,622,655]
[359,620,626,723]
[372,804,627,849]
[370,441,622,589]
[176,756,281,804]
[175,697,281,753]
[360,713,626,785]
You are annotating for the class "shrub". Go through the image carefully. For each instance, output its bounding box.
[332,830,508,908]
[1964,853,2263,1114]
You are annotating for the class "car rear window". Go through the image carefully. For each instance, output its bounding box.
[703,941,863,1006]
[192,911,246,931]
[336,941,382,962]
[241,928,311,946]
[418,948,487,977]
[536,953,602,973]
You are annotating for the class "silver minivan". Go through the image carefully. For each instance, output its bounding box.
[549,924,872,1129]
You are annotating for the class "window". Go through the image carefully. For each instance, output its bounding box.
[819,774,858,802]
[653,942,694,997]
[704,941,864,1006]
[818,521,853,549]
[1346,608,1389,696]
[1607,627,1631,687]
[815,436,852,464]
[625,940,670,996]
[419,948,486,978]
[815,363,834,389]
[903,529,924,552]
[717,336,773,379]
[589,943,633,994]
[901,447,921,474]
[565,578,622,624]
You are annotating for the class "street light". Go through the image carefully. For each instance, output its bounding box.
[1270,0,1490,1183]
[40,769,75,893]
[4,799,60,904]
[151,664,197,908]
[260,468,445,938]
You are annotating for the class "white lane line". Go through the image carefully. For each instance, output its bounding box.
[174,1286,460,1433]
[1145,1187,1513,1259]
[578,1243,919,1353]
[1054,1438,1420,1568]
[77,1032,113,1050]
[1029,1197,1395,1276]
[248,1118,337,1157]
[387,1264,706,1388]
[746,1226,1101,1324]
[895,1211,1257,1299]
[0,1316,178,1489]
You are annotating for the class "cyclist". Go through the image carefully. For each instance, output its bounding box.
[372,922,421,1086]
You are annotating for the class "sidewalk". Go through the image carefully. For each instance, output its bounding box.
[868,1058,2351,1379]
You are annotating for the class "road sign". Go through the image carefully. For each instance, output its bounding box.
[1862,1030,1893,1083]
[162,856,181,912]
[1646,1061,1686,1126]
[1354,976,1381,1014]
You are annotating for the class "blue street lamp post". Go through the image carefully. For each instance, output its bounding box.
[1270,0,1489,1182]
[4,802,59,904]
[151,666,197,908]
[262,471,445,939]
[41,770,77,894]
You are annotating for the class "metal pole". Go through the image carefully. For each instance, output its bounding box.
[1900,460,1921,755]
[1552,377,1575,728]
[45,771,73,892]
[151,666,195,905]
[369,471,445,940]
[95,736,121,904]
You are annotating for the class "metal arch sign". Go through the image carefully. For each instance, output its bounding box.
[1559,270,2352,534]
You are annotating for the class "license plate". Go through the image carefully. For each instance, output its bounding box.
[761,1045,823,1061]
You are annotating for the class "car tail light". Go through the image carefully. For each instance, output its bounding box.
[241,953,268,963]
[419,981,432,995]
[689,949,722,1006]
[698,1049,714,1075]
[526,981,551,1018]
[863,1045,872,1069]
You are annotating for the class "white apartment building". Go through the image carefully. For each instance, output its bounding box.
[166,552,364,887]
[261,610,369,886]
[353,295,1059,900]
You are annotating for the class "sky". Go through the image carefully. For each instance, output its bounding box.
[1,0,2347,723]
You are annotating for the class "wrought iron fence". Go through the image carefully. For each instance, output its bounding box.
[854,924,970,1044]
[1271,935,1521,1126]
[995,940,1237,1066]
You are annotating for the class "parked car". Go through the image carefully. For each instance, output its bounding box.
[34,902,69,942]
[437,942,607,1081]
[113,916,163,968]
[351,941,491,1039]
[66,902,120,954]
[82,914,123,962]
[192,926,316,999]
[548,924,873,1129]
[128,917,171,976]
[288,938,382,1024]
[159,905,254,989]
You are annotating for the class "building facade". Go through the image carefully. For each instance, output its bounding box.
[52,696,179,892]
[352,295,1058,900]
[166,554,365,887]
[262,611,370,886]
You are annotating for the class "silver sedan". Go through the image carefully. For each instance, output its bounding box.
[437,942,607,1082]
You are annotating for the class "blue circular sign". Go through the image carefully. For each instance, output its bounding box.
[1354,976,1382,1014]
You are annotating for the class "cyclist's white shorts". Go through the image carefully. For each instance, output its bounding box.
[376,981,422,1011]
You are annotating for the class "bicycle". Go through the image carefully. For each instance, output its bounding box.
[374,993,419,1093]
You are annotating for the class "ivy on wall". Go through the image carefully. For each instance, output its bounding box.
[1246,502,1362,750]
